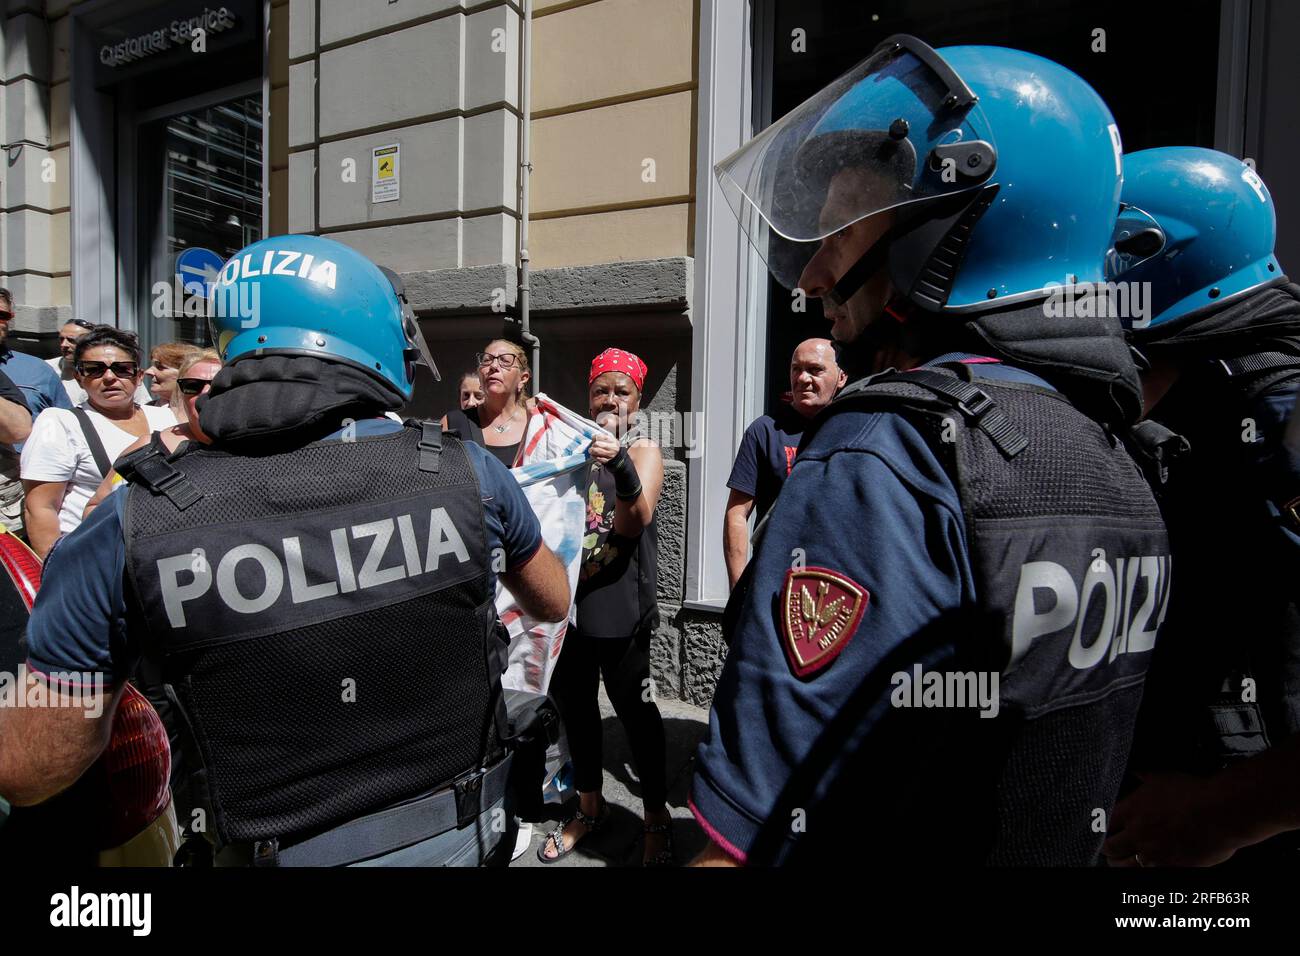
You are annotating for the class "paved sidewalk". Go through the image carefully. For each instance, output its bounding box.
[512,688,711,867]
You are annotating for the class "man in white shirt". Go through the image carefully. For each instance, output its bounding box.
[45,319,151,406]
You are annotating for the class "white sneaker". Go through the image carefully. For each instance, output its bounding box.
[511,821,533,862]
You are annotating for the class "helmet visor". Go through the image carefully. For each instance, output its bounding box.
[403,310,441,383]
[378,265,441,384]
[715,35,996,289]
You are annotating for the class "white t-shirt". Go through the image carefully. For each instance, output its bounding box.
[20,402,178,533]
[44,356,152,406]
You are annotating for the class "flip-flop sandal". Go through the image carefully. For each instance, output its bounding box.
[536,799,608,864]
[641,820,675,867]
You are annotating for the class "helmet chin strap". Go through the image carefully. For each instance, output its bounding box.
[821,219,907,310]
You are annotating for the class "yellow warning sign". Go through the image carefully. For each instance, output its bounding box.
[371,143,400,203]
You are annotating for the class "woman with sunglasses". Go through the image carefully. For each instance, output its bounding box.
[19,327,176,558]
[44,319,152,407]
[81,349,222,522]
[440,339,533,468]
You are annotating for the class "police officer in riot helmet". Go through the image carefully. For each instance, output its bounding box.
[690,37,1170,866]
[1100,149,1300,866]
[0,235,570,866]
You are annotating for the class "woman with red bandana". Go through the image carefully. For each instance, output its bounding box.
[538,348,671,866]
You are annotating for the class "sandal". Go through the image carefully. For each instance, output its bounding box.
[642,819,676,867]
[536,798,608,864]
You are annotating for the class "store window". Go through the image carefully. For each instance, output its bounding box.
[69,0,264,356]
[137,93,264,348]
[755,0,1223,412]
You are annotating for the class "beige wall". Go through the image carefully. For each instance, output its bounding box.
[282,0,522,274]
[528,0,697,270]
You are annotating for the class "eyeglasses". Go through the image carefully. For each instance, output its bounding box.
[476,351,518,370]
[176,377,213,396]
[0,311,12,321]
[76,361,140,379]
[69,319,95,330]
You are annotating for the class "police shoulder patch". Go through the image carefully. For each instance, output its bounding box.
[780,566,869,678]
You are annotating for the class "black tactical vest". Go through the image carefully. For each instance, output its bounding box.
[120,423,503,851]
[1131,357,1300,783]
[812,363,1171,866]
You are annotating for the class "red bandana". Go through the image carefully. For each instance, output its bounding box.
[588,348,648,391]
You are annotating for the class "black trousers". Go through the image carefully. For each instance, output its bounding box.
[549,628,667,811]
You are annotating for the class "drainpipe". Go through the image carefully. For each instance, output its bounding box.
[518,0,540,391]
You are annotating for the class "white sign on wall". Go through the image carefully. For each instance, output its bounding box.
[371,143,400,204]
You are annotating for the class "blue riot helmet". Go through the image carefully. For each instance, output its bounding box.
[1107,147,1282,334]
[207,234,440,401]
[715,35,1124,313]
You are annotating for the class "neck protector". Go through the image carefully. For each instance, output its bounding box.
[834,296,1144,427]
[958,299,1144,428]
[197,354,405,452]
[1135,279,1300,357]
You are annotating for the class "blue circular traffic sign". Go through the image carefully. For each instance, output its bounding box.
[175,247,226,297]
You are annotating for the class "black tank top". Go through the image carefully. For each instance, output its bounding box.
[575,456,659,638]
[445,407,519,468]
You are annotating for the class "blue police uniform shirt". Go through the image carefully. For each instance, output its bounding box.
[690,355,1050,863]
[0,346,72,449]
[727,407,808,523]
[23,419,543,680]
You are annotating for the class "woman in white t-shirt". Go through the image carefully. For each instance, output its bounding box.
[20,327,176,558]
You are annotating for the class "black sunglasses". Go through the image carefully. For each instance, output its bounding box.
[0,310,12,321]
[76,361,140,379]
[176,377,213,396]
[68,319,95,330]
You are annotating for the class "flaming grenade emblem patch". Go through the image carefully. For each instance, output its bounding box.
[780,567,869,677]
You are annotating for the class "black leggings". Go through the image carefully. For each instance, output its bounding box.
[549,628,667,811]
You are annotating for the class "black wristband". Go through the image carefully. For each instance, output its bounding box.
[606,446,643,501]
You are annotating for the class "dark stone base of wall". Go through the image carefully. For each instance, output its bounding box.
[651,603,725,709]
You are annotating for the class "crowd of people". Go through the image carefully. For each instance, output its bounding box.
[0,313,225,559]
[0,279,677,866]
[0,35,1297,871]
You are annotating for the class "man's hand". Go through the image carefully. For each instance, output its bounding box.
[1103,770,1240,867]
